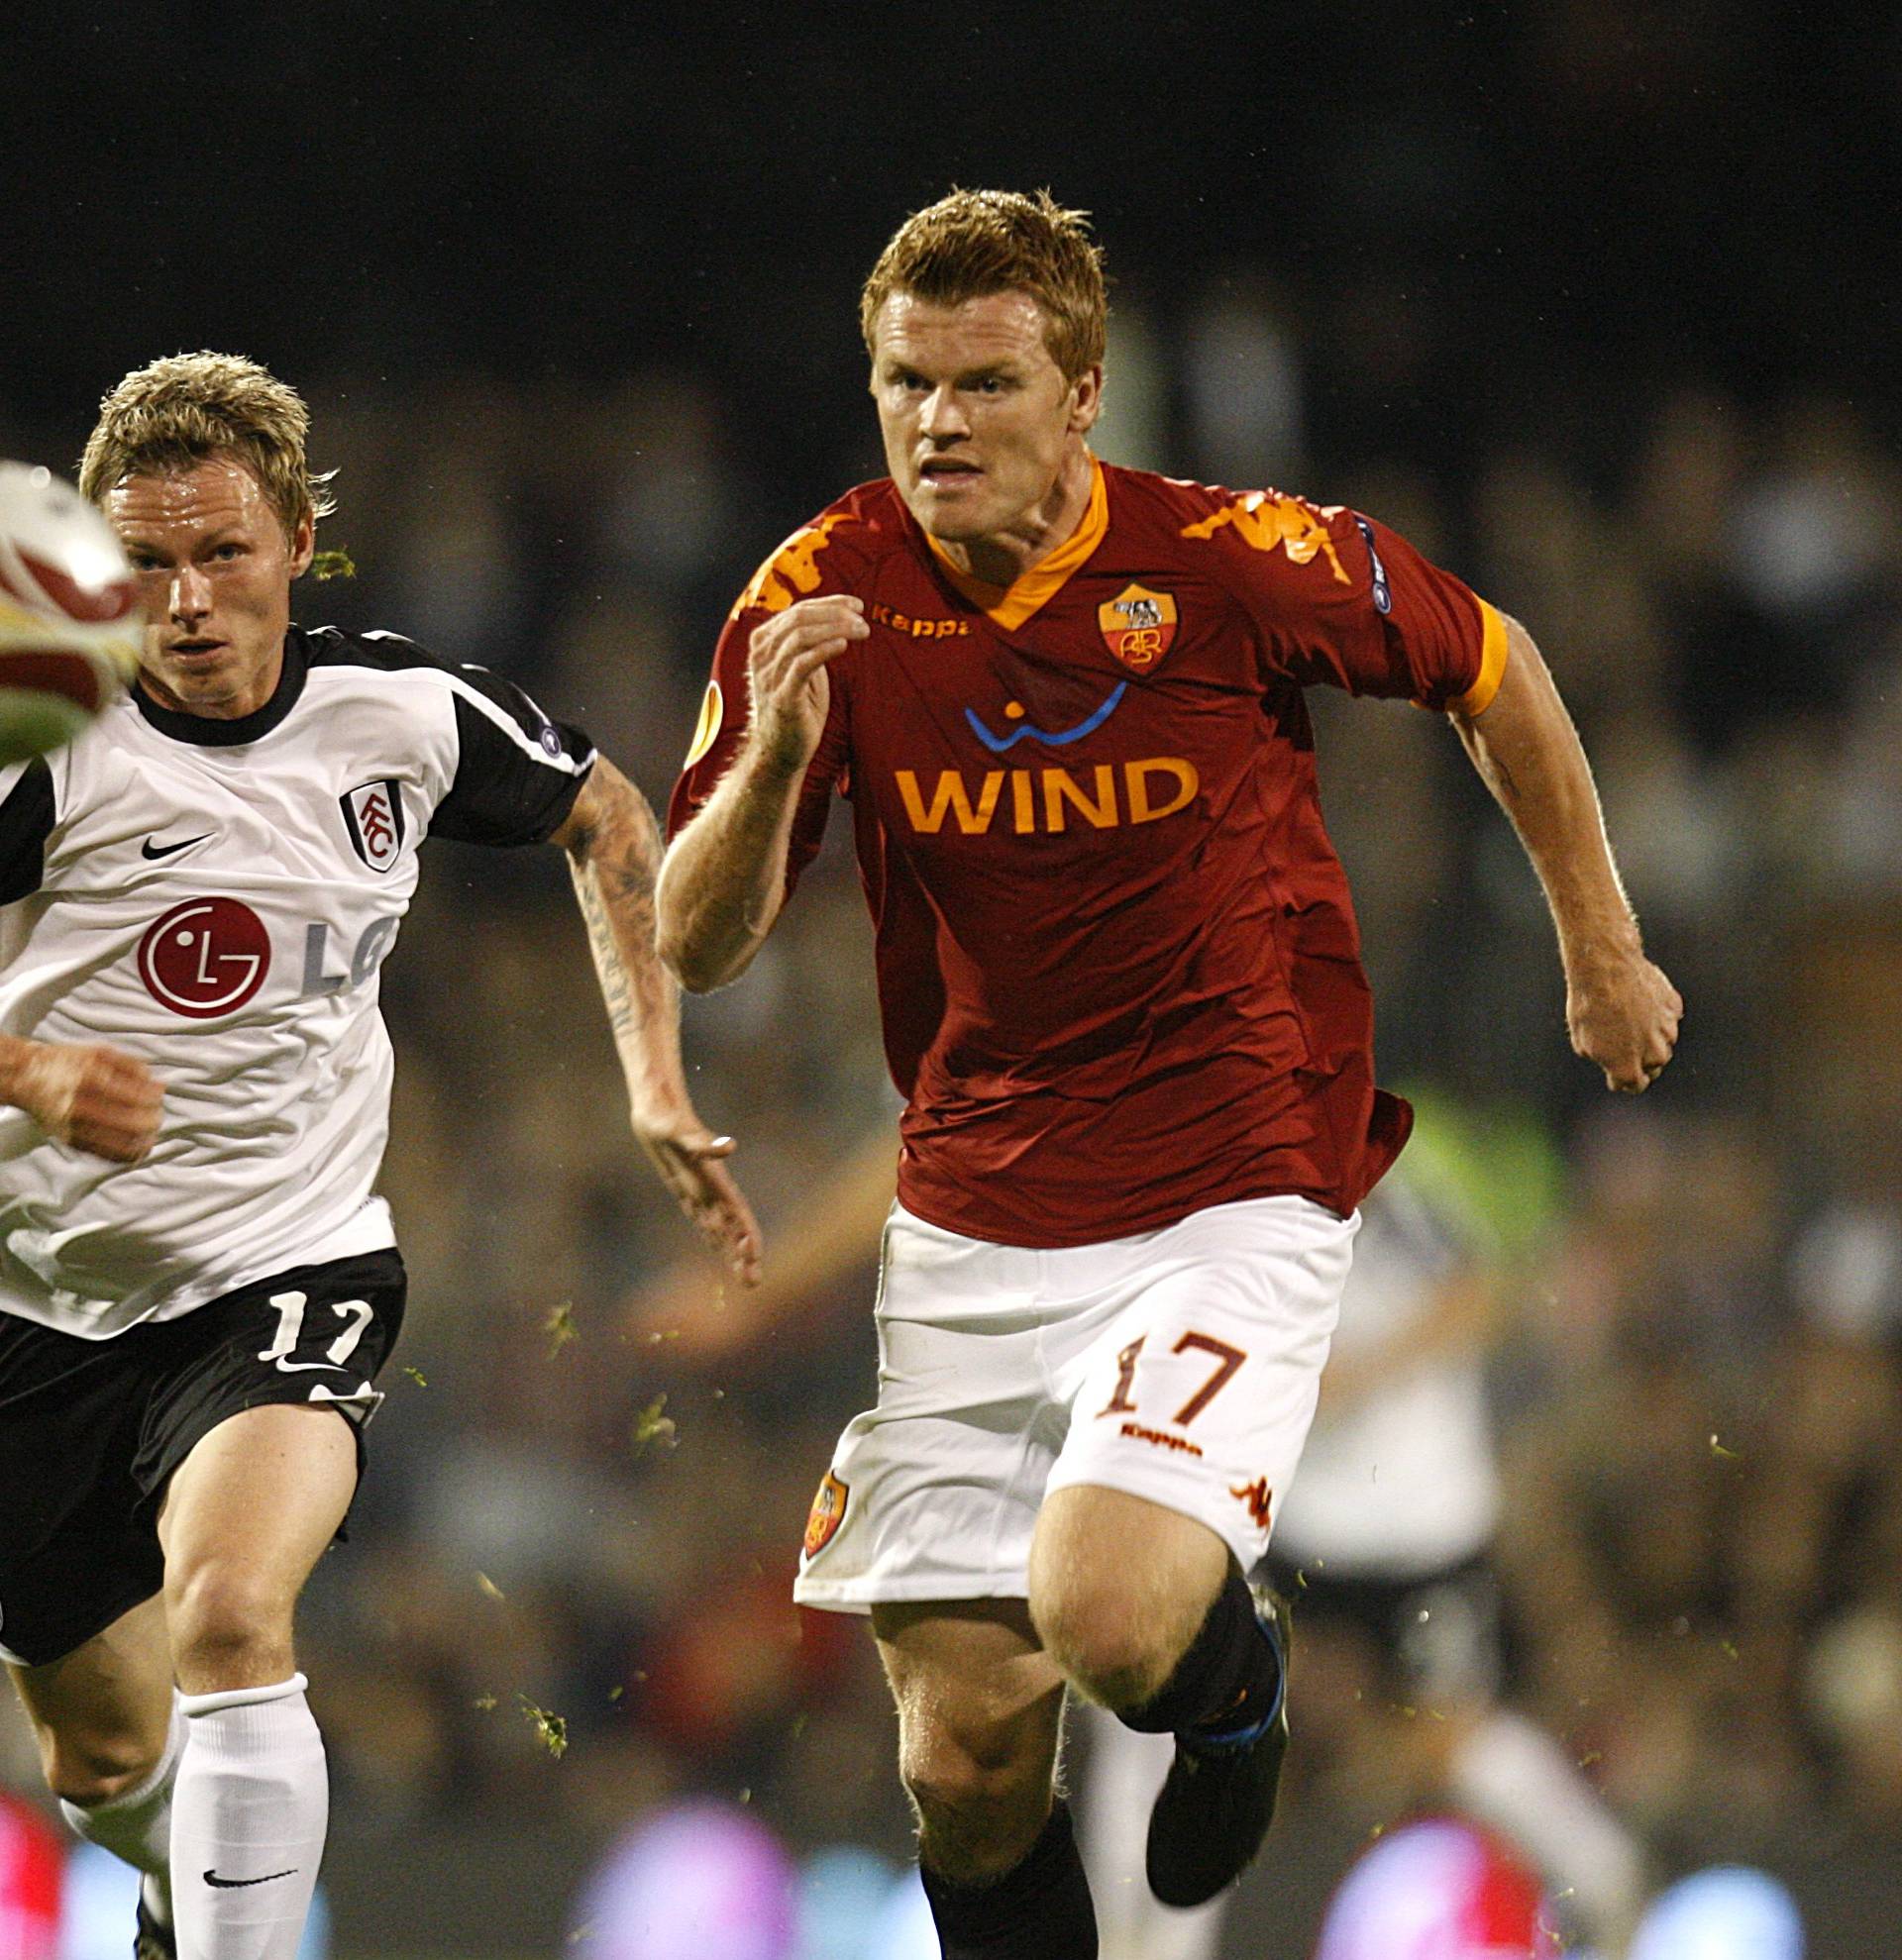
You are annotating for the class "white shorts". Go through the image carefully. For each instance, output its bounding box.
[793,1193,1357,1611]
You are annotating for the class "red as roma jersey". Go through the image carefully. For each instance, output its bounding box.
[670,460,1507,1248]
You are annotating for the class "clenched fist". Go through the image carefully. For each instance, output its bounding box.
[746,595,870,774]
[1566,952,1683,1093]
[1,1038,162,1162]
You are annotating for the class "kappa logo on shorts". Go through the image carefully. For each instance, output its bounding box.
[1230,1478,1275,1532]
[340,778,406,873]
[803,1471,849,1559]
[1119,1421,1206,1460]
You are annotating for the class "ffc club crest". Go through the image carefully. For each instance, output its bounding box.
[340,778,406,873]
[1097,583,1179,671]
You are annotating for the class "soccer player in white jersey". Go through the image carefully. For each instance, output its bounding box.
[0,354,761,1960]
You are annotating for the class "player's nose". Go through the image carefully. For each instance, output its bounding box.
[168,564,213,621]
[919,383,970,438]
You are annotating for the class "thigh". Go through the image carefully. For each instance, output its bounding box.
[1045,1195,1356,1572]
[8,1593,173,1793]
[158,1401,362,1603]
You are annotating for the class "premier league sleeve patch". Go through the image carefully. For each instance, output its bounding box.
[340,778,406,872]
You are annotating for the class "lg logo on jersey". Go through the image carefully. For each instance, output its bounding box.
[138,899,271,1019]
[136,898,400,1017]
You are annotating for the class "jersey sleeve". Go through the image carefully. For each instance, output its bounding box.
[423,657,597,848]
[665,516,854,898]
[1185,489,1507,712]
[0,758,55,904]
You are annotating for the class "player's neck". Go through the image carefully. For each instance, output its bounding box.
[935,443,1096,590]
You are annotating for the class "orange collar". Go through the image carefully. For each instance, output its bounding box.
[925,457,1109,630]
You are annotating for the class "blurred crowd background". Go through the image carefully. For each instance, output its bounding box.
[4,3,1899,1954]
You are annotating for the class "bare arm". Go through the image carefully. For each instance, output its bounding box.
[0,1032,161,1162]
[552,755,762,1283]
[656,594,868,991]
[1452,614,1681,1090]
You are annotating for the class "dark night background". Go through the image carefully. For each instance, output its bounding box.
[4,7,1901,1957]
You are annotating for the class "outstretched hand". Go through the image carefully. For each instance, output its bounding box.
[633,1110,764,1286]
[1566,952,1683,1092]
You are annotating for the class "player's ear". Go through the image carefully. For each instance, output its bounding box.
[287,510,315,579]
[1068,364,1105,437]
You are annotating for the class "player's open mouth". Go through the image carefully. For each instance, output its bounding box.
[167,640,226,659]
[920,460,982,482]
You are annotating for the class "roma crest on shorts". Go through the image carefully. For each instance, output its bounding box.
[803,1471,849,1558]
[1098,583,1179,672]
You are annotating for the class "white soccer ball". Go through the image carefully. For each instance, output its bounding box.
[0,462,143,766]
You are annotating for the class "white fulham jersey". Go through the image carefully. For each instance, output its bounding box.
[0,625,593,1337]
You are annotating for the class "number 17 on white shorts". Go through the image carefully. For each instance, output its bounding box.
[793,1192,1358,1610]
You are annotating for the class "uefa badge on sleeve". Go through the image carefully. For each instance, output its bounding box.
[341,778,406,873]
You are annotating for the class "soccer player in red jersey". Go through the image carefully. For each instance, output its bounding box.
[659,190,1681,1959]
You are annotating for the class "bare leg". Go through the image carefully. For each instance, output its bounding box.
[13,1593,183,1928]
[874,1599,1068,1885]
[1028,1487,1229,1710]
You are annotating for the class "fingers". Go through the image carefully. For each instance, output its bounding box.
[641,1125,764,1287]
[25,1043,163,1161]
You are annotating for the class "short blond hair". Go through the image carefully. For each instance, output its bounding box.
[79,352,333,538]
[860,188,1108,384]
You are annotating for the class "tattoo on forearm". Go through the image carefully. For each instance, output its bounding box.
[567,774,671,1053]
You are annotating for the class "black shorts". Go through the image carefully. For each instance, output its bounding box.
[1267,1547,1505,1703]
[0,1248,404,1668]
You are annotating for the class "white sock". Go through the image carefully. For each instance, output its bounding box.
[61,1692,187,1922]
[1449,1707,1646,1949]
[171,1674,327,1960]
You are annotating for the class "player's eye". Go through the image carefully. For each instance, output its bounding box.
[210,543,246,561]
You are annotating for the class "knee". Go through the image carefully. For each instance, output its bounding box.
[43,1730,165,1810]
[1031,1572,1186,1711]
[900,1716,1051,1879]
[165,1560,295,1687]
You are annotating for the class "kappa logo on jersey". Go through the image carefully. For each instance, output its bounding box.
[340,779,406,873]
[803,1471,849,1558]
[1097,584,1179,671]
[137,898,271,1019]
[1180,490,1352,585]
[870,600,972,640]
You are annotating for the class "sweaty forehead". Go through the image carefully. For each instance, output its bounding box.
[874,290,1055,371]
[106,457,272,538]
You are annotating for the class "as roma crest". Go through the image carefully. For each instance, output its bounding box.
[803,1471,849,1559]
[1098,583,1179,672]
[340,778,406,873]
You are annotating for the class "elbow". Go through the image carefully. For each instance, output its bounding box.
[660,925,720,995]
[653,871,728,994]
